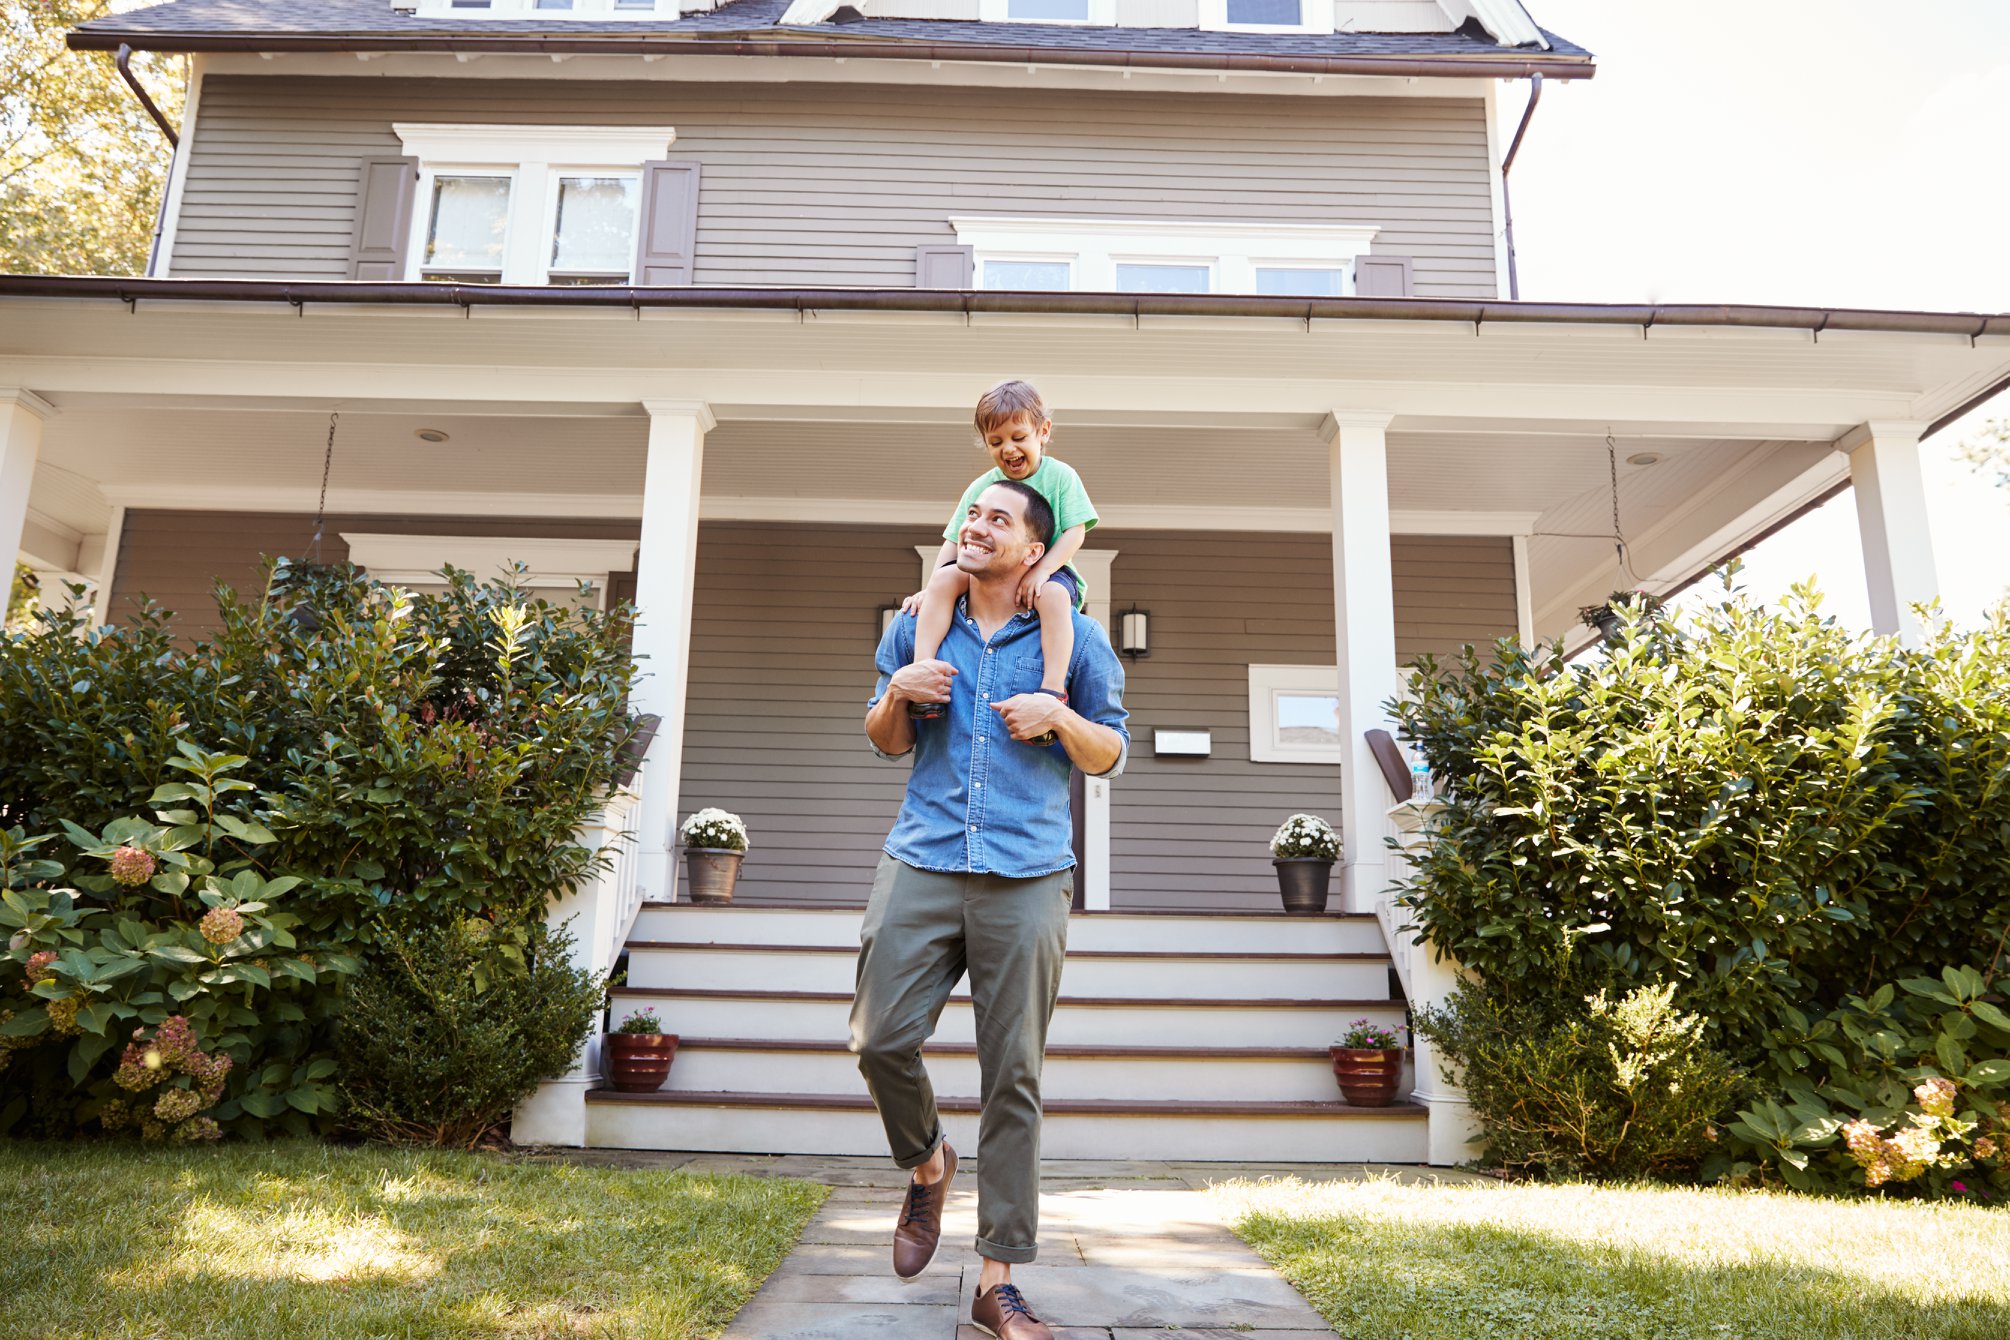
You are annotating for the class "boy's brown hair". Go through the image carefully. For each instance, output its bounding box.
[973,379,1050,436]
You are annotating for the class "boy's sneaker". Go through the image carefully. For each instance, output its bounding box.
[1026,688,1066,748]
[908,699,946,721]
[971,1282,1054,1339]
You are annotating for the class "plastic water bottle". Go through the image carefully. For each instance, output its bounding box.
[1409,752,1433,803]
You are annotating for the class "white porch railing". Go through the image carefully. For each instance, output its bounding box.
[1377,794,1483,1167]
[509,773,645,1147]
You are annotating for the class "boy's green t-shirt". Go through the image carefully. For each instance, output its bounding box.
[943,457,1099,607]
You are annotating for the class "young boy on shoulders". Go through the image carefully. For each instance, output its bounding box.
[902,380,1097,724]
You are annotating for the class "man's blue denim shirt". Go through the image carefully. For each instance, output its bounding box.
[869,598,1129,879]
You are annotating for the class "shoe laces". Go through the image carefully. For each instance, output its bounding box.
[991,1284,1038,1321]
[899,1178,934,1227]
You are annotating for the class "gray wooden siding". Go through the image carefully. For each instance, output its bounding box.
[108,510,641,636]
[172,76,1497,297]
[1103,531,1514,913]
[110,514,1514,910]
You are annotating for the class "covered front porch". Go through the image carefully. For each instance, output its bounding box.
[7,283,1981,923]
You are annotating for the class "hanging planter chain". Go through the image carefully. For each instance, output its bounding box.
[309,411,338,565]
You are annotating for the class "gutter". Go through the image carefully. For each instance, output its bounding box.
[0,276,2001,344]
[65,28,1596,80]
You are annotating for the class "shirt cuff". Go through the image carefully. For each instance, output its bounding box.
[1086,730,1128,780]
[864,716,913,761]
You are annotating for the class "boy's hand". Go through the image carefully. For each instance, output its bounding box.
[899,589,928,615]
[1016,569,1048,611]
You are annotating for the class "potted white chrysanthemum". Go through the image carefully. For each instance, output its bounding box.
[679,808,750,904]
[1269,813,1340,914]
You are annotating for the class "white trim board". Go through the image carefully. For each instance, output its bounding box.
[153,56,205,278]
[102,485,1537,536]
[952,216,1379,296]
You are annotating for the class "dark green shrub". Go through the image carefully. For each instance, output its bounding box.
[0,562,640,1141]
[333,915,603,1148]
[1416,982,1743,1179]
[1395,581,2010,1193]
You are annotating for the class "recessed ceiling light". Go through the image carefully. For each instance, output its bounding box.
[1627,452,1663,466]
[415,428,450,443]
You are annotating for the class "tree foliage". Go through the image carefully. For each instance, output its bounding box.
[2,1,187,276]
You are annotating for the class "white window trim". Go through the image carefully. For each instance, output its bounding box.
[413,0,689,19]
[393,123,676,286]
[1249,664,1344,765]
[977,0,1119,26]
[342,534,638,609]
[1198,0,1336,35]
[953,216,1378,296]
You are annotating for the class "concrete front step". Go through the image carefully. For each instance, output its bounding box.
[628,902,1385,956]
[623,941,1394,1000]
[609,986,1403,1049]
[586,1089,1428,1162]
[662,1038,1383,1104]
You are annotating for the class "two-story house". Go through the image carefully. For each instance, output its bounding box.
[3,0,2003,1162]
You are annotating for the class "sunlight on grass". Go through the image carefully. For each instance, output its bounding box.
[1214,1174,2010,1340]
[1,1141,826,1340]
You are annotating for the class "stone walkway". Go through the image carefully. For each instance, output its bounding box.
[550,1151,1490,1339]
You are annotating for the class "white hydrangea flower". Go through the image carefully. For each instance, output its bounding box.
[1270,812,1339,860]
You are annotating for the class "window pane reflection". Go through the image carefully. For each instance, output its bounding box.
[1115,263,1210,293]
[425,175,510,273]
[551,175,640,276]
[1275,691,1341,747]
[983,259,1072,290]
[1255,267,1344,297]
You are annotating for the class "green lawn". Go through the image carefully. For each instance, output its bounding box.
[1,1140,826,1340]
[1215,1174,2010,1340]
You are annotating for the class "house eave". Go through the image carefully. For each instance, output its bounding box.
[65,26,1596,80]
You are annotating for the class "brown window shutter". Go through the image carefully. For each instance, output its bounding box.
[350,156,418,280]
[1353,255,1415,298]
[916,244,974,289]
[634,160,702,285]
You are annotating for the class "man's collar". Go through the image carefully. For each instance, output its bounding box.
[954,593,1037,629]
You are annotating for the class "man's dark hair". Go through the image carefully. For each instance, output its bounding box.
[989,479,1055,549]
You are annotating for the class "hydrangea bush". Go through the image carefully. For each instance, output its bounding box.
[1270,813,1339,861]
[680,808,750,853]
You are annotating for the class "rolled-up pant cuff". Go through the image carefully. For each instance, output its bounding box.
[975,1236,1038,1264]
[891,1130,946,1172]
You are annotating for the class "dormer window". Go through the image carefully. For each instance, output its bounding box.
[1198,0,1333,34]
[977,0,1115,24]
[415,0,684,17]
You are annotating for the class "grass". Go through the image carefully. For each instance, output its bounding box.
[0,1139,827,1340]
[1215,1174,2010,1340]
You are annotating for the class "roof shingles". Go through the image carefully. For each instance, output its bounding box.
[75,0,1594,62]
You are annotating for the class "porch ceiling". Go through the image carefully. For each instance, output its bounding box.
[8,292,2008,643]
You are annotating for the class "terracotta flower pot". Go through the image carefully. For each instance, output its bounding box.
[604,1031,679,1093]
[1330,1045,1405,1107]
[685,848,744,904]
[1272,857,1333,914]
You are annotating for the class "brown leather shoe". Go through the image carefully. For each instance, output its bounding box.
[971,1281,1054,1339]
[892,1141,956,1279]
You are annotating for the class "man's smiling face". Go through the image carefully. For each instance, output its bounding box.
[955,483,1043,581]
[980,412,1050,483]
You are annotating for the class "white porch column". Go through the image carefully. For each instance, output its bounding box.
[1322,411,1402,914]
[0,391,53,612]
[632,400,713,903]
[1843,420,1939,645]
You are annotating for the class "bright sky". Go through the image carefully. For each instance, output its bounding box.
[1508,0,2010,629]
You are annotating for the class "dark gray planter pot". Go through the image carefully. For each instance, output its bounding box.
[1272,857,1333,914]
[685,848,744,904]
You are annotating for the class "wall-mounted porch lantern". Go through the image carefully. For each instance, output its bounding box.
[1118,605,1150,659]
[877,604,900,637]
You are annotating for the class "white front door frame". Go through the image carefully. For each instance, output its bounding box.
[631,400,714,903]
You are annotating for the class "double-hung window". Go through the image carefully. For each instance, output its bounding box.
[395,124,677,285]
[978,0,1117,22]
[955,217,1378,297]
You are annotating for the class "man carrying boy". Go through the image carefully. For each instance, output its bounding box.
[857,478,1129,1339]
